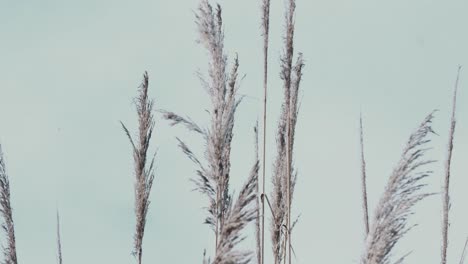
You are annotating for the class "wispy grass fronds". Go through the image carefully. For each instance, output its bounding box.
[442,66,462,264]
[0,145,17,264]
[361,112,436,264]
[163,0,244,254]
[360,113,370,237]
[260,0,271,263]
[121,72,156,264]
[213,160,259,264]
[270,0,304,262]
[56,210,63,264]
[163,112,204,135]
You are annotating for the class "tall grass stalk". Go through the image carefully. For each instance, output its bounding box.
[0,145,18,264]
[121,72,156,264]
[441,66,462,264]
[270,0,304,262]
[254,124,262,264]
[284,1,294,263]
[360,113,370,237]
[260,0,271,263]
[56,210,63,264]
[164,1,258,262]
[361,112,436,264]
[459,237,468,264]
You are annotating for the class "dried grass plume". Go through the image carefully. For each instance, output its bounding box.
[0,145,18,264]
[164,1,257,262]
[121,72,156,264]
[270,0,304,262]
[56,210,63,264]
[361,112,436,264]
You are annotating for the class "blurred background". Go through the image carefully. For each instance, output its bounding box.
[1,0,468,263]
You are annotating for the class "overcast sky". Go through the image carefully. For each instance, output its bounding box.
[1,0,468,263]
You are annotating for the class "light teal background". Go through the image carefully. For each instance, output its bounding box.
[1,0,468,263]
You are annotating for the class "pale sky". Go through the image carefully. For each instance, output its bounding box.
[1,0,468,263]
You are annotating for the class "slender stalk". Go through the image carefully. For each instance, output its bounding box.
[286,85,292,264]
[0,145,18,264]
[121,72,156,264]
[442,66,462,264]
[255,124,262,264]
[459,237,468,264]
[260,1,271,263]
[360,113,370,237]
[285,1,296,263]
[56,210,63,264]
[283,230,288,264]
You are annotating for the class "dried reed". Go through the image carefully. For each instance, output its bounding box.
[164,1,258,262]
[213,158,259,264]
[270,0,304,262]
[360,114,370,237]
[56,210,63,264]
[361,112,436,264]
[441,66,462,264]
[0,145,18,264]
[260,0,271,263]
[254,124,261,264]
[121,72,156,264]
